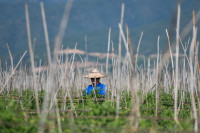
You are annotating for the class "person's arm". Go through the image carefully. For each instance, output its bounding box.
[84,85,92,95]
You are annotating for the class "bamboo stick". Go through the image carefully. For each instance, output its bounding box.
[116,3,124,119]
[166,30,175,82]
[106,27,111,76]
[85,35,88,64]
[125,25,135,69]
[193,11,200,74]
[6,44,13,72]
[189,26,198,133]
[135,32,143,72]
[155,36,160,118]
[25,3,40,115]
[40,2,51,65]
[53,0,73,60]
[118,23,133,69]
[55,96,63,133]
[174,4,180,125]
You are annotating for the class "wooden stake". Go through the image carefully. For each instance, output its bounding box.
[25,2,40,115]
[193,10,200,74]
[40,2,52,65]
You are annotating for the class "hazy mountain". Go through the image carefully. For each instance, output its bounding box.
[0,0,199,66]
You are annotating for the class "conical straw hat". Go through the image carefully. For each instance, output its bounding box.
[84,69,107,78]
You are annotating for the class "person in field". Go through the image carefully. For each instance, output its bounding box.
[84,69,107,96]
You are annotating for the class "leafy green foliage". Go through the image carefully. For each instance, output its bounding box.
[0,88,196,132]
[82,87,105,99]
[0,99,39,133]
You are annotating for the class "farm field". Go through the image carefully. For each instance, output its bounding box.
[0,89,195,133]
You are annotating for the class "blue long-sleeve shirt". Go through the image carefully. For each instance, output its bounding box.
[84,82,107,96]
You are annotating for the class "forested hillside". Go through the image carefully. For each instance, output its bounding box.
[0,0,199,65]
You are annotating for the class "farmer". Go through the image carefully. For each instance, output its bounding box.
[84,69,107,96]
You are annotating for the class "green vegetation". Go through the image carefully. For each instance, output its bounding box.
[0,88,195,133]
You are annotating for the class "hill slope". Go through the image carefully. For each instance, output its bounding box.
[0,0,199,65]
